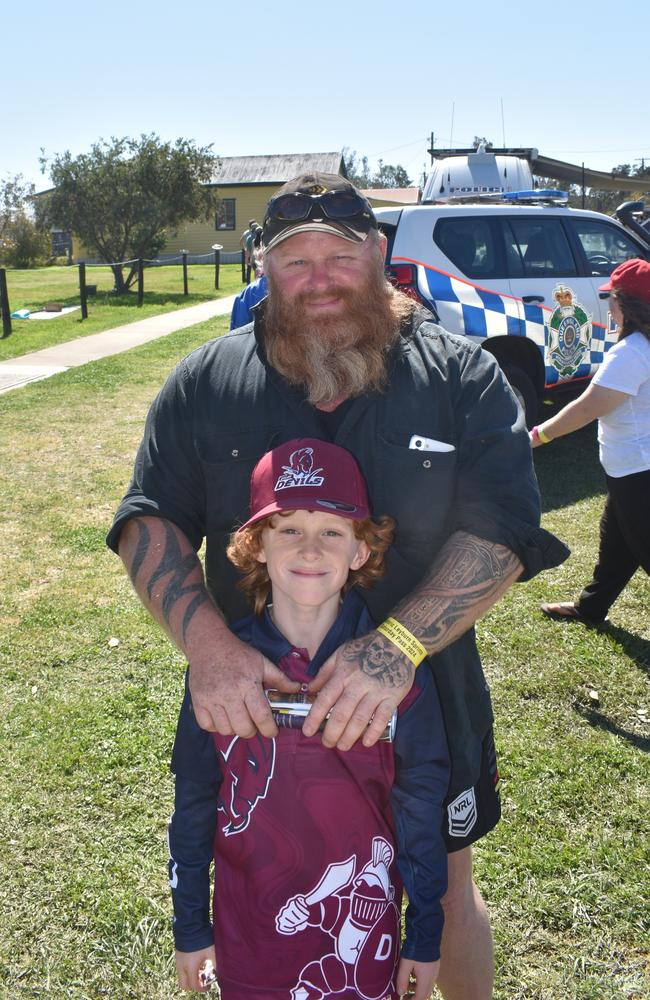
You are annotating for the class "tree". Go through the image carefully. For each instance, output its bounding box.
[343,148,411,190]
[39,135,219,293]
[343,149,372,189]
[374,160,412,189]
[0,174,50,268]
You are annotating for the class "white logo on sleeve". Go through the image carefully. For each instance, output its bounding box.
[447,787,477,837]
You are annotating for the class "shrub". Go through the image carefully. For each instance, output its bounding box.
[0,213,51,268]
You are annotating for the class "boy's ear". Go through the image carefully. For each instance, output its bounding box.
[255,546,267,564]
[350,540,371,571]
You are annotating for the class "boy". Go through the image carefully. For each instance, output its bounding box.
[168,439,450,999]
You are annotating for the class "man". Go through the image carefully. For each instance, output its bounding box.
[108,173,567,998]
[240,218,257,276]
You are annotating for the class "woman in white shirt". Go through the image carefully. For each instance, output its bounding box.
[530,257,650,625]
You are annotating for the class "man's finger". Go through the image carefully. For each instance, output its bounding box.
[306,655,337,694]
[325,692,385,751]
[223,697,259,740]
[302,678,344,737]
[193,701,227,734]
[262,660,302,694]
[361,698,396,748]
[211,703,235,737]
[245,686,279,739]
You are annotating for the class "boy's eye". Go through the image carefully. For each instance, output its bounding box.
[324,530,343,537]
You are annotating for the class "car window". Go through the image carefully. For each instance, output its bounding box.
[506,218,577,278]
[568,219,643,276]
[434,218,500,278]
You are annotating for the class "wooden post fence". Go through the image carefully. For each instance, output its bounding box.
[212,244,223,290]
[0,268,12,338]
[78,263,88,320]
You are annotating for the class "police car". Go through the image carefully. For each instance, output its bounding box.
[377,147,650,425]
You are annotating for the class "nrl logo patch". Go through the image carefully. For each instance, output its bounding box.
[447,787,477,838]
[546,285,591,378]
[275,446,325,491]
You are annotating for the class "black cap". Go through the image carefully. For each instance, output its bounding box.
[263,172,377,252]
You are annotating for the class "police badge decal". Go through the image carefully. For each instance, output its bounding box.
[546,285,592,378]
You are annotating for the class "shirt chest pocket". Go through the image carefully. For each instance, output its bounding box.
[374,433,457,563]
[198,428,281,532]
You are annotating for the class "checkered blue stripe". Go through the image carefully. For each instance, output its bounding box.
[418,265,615,386]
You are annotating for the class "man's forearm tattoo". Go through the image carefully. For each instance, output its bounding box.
[127,520,210,641]
[341,636,413,688]
[397,533,521,651]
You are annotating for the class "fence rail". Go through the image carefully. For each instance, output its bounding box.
[0,251,249,335]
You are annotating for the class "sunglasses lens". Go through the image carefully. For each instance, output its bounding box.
[321,191,367,219]
[268,194,312,221]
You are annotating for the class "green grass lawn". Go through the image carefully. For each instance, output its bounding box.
[0,263,244,361]
[0,340,648,999]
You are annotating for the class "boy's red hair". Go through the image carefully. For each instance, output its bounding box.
[226,511,395,615]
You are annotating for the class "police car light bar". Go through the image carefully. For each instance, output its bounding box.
[502,189,569,204]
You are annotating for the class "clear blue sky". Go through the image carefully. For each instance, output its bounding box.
[3,0,649,192]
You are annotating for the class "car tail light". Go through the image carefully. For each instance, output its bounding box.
[386,263,426,304]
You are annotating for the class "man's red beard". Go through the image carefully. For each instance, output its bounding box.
[263,267,414,408]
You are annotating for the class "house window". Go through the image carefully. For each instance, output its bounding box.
[216,199,236,231]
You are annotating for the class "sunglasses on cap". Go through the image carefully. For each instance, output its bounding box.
[266,189,371,223]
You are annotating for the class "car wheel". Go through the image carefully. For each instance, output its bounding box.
[503,365,538,429]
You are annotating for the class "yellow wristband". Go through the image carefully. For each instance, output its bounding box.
[376,617,428,667]
[537,426,551,444]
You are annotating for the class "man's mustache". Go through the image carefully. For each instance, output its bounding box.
[295,286,353,306]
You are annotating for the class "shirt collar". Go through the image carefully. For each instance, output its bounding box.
[233,589,374,676]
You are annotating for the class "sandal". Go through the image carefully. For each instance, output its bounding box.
[539,602,606,627]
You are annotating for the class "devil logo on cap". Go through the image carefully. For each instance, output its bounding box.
[275,447,325,491]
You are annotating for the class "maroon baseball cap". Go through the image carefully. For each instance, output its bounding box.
[599,258,650,304]
[239,439,370,531]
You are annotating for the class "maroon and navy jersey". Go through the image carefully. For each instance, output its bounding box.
[169,591,450,1000]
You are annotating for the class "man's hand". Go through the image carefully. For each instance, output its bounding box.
[118,517,299,739]
[396,957,439,999]
[303,631,414,750]
[188,629,299,739]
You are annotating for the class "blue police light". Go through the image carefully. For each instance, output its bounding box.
[502,190,569,203]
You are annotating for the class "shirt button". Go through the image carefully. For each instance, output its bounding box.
[423,459,431,468]
[231,449,239,457]
[291,650,301,657]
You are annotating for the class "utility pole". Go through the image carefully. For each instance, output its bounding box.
[427,132,435,165]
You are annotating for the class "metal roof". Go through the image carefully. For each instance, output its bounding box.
[210,152,345,185]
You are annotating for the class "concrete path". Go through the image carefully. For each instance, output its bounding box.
[0,295,235,395]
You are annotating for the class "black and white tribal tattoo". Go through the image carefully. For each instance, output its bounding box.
[344,533,521,685]
[128,520,211,642]
[396,533,521,648]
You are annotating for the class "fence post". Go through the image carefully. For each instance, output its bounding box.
[0,268,12,338]
[181,251,189,296]
[78,262,88,320]
[240,249,246,283]
[212,244,223,290]
[137,259,144,306]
